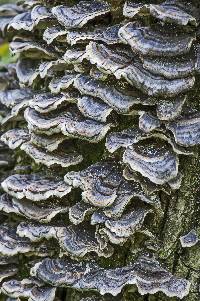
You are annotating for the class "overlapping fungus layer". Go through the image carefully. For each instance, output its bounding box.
[0,0,200,300]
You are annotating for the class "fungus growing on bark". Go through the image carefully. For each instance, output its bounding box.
[29,132,67,152]
[1,174,71,201]
[0,224,33,256]
[123,142,179,185]
[73,74,150,113]
[0,265,18,283]
[2,278,56,301]
[66,25,121,46]
[30,256,190,298]
[16,59,40,86]
[49,72,77,94]
[24,107,112,142]
[118,23,195,57]
[123,1,150,18]
[156,96,186,121]
[139,112,161,133]
[29,92,78,114]
[86,42,195,97]
[52,1,110,29]
[0,194,69,223]
[0,0,199,299]
[10,40,57,59]
[76,96,112,122]
[20,142,83,168]
[180,230,199,248]
[105,127,149,153]
[43,26,68,45]
[17,222,113,258]
[149,1,199,26]
[167,114,200,146]
[94,207,150,244]
[0,88,33,110]
[69,202,95,225]
[142,53,200,79]
[0,3,23,34]
[1,129,30,149]
[123,1,199,26]
[64,162,157,209]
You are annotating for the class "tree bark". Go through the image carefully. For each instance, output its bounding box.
[62,149,200,301]
[0,1,200,301]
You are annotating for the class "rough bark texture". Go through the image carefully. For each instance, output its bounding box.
[0,0,200,301]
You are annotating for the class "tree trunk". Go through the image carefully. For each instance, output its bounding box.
[0,1,200,301]
[62,151,200,301]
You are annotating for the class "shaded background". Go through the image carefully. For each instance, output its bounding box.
[0,0,16,65]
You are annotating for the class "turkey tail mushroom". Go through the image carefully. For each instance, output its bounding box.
[30,256,190,298]
[0,0,200,300]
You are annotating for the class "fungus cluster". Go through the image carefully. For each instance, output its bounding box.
[0,0,199,300]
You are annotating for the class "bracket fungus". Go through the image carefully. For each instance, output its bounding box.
[86,42,195,97]
[76,96,113,122]
[43,26,68,45]
[142,52,200,79]
[0,265,18,283]
[1,129,30,150]
[1,174,71,201]
[64,162,157,210]
[118,22,195,57]
[94,207,151,245]
[105,127,150,153]
[69,202,95,225]
[66,25,121,46]
[20,142,83,168]
[139,112,161,133]
[16,59,41,86]
[123,143,179,185]
[17,222,113,258]
[73,74,147,113]
[49,72,77,94]
[0,224,34,256]
[1,278,56,301]
[29,132,67,152]
[24,107,112,143]
[122,1,199,25]
[180,230,199,248]
[0,194,69,223]
[0,88,33,109]
[149,1,199,26]
[51,1,110,29]
[29,93,79,114]
[0,89,33,122]
[0,4,23,34]
[30,256,190,298]
[167,114,200,146]
[123,1,151,18]
[0,0,199,300]
[8,4,53,32]
[10,40,57,59]
[156,96,186,121]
